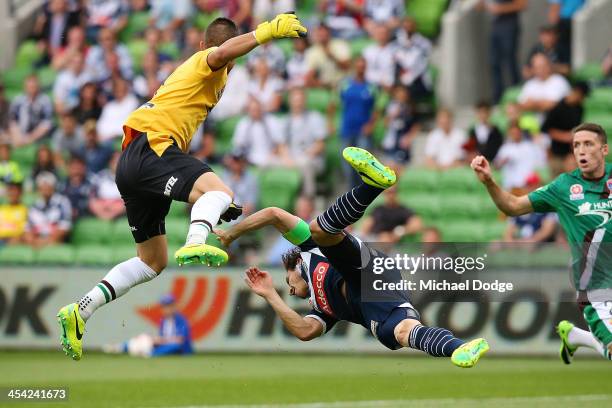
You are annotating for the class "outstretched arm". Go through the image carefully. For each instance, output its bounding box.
[215,207,303,246]
[244,267,323,341]
[471,155,533,216]
[207,13,307,70]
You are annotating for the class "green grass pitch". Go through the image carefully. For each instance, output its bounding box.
[0,351,611,408]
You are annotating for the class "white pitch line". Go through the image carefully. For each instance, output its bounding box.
[151,394,612,408]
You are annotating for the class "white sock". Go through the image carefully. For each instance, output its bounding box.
[77,257,158,321]
[186,191,232,245]
[568,326,606,356]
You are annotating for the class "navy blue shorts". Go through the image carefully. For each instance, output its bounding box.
[319,233,421,350]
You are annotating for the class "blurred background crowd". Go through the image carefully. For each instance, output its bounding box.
[0,0,611,265]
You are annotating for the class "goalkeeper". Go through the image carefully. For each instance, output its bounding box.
[57,14,307,361]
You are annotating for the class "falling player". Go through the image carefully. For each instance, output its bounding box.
[216,147,490,368]
[472,122,612,363]
[57,13,307,360]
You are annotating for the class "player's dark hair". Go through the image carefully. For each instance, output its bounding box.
[281,247,302,272]
[572,80,591,97]
[205,17,238,48]
[573,123,607,145]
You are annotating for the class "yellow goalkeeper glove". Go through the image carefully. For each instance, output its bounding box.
[253,13,307,44]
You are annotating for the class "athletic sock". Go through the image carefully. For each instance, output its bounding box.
[408,324,465,357]
[186,191,232,245]
[77,257,158,321]
[568,326,608,358]
[317,182,383,234]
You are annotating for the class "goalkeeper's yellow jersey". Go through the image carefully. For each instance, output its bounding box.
[123,47,228,156]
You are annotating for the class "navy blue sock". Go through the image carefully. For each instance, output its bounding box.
[317,182,384,234]
[408,325,465,357]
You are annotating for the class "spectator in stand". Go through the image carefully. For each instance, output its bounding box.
[181,27,203,60]
[541,81,589,177]
[0,182,27,245]
[266,195,315,266]
[53,52,93,114]
[424,108,466,169]
[279,88,328,197]
[503,173,558,243]
[221,0,253,33]
[149,0,192,41]
[74,82,102,124]
[58,155,92,220]
[464,101,503,163]
[24,171,72,248]
[363,23,396,91]
[247,42,286,76]
[8,75,53,147]
[494,121,544,191]
[518,53,571,122]
[31,144,58,181]
[338,57,378,186]
[393,16,432,99]
[209,64,250,120]
[0,84,9,139]
[85,28,133,84]
[85,0,129,43]
[96,78,139,143]
[143,27,175,63]
[305,23,351,88]
[360,186,422,243]
[321,0,365,39]
[190,122,220,165]
[602,45,612,86]
[32,0,81,63]
[0,141,24,196]
[286,37,310,88]
[381,85,420,168]
[547,0,585,63]
[524,25,570,78]
[51,110,85,168]
[364,0,405,35]
[89,152,125,221]
[247,58,284,113]
[482,0,528,103]
[232,99,285,167]
[221,149,259,220]
[52,26,89,70]
[252,0,296,25]
[133,50,170,102]
[79,120,113,174]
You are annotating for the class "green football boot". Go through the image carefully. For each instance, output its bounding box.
[557,320,577,365]
[57,303,85,361]
[451,338,489,368]
[342,147,396,189]
[175,243,229,267]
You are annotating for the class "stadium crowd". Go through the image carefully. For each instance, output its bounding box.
[0,0,611,261]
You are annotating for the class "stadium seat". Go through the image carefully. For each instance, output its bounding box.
[478,196,501,220]
[276,39,294,58]
[165,218,190,245]
[584,87,612,113]
[216,116,241,154]
[306,88,333,112]
[438,221,485,242]
[0,245,35,265]
[120,11,150,42]
[35,244,75,265]
[14,40,43,68]
[110,219,136,246]
[406,0,449,38]
[258,167,302,211]
[159,42,180,60]
[572,63,604,83]
[127,40,148,72]
[349,38,374,57]
[111,245,137,264]
[584,113,612,140]
[75,245,114,266]
[438,167,479,192]
[397,167,438,192]
[399,193,441,220]
[501,86,522,106]
[297,0,318,16]
[193,11,222,30]
[37,66,57,92]
[479,220,506,241]
[2,66,33,91]
[438,194,480,219]
[72,218,113,246]
[168,201,188,219]
[10,144,37,169]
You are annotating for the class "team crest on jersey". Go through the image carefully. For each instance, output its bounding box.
[569,184,584,200]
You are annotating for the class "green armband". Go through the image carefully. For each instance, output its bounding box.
[282,219,311,245]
